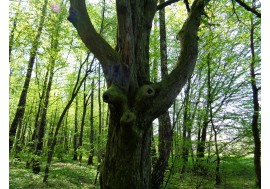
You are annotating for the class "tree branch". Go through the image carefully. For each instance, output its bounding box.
[156,0,180,11]
[68,0,120,74]
[184,0,190,13]
[235,0,261,18]
[147,0,206,122]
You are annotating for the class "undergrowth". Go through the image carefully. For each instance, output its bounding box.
[9,156,256,188]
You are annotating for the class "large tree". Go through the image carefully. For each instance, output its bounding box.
[67,0,207,188]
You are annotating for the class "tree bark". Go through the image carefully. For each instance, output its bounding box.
[181,79,191,174]
[68,0,207,188]
[207,54,221,186]
[151,1,172,188]
[32,69,49,145]
[47,107,58,148]
[9,0,48,152]
[79,78,91,163]
[88,79,95,165]
[196,54,211,173]
[235,0,261,18]
[32,61,56,173]
[250,18,261,188]
[97,65,103,162]
[73,97,79,161]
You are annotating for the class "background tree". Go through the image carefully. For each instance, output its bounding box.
[43,53,93,182]
[9,0,48,152]
[151,1,172,188]
[88,79,95,165]
[249,15,261,188]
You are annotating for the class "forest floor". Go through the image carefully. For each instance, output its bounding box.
[9,157,99,189]
[9,156,256,189]
[164,156,257,189]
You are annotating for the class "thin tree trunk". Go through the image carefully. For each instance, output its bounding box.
[151,1,172,187]
[181,78,191,174]
[97,65,102,162]
[211,118,221,185]
[9,0,48,152]
[32,65,53,169]
[88,79,95,165]
[207,55,221,185]
[196,54,211,173]
[32,15,60,172]
[43,53,93,182]
[64,112,69,152]
[14,102,34,155]
[79,78,91,163]
[32,69,49,146]
[196,114,209,160]
[150,19,159,167]
[13,120,23,155]
[250,17,261,188]
[73,97,79,160]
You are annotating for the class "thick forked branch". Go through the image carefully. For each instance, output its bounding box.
[235,0,261,18]
[68,0,119,68]
[116,0,134,67]
[147,0,206,121]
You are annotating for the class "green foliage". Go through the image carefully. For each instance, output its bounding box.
[9,0,260,187]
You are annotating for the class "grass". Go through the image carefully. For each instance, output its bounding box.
[9,157,99,189]
[163,156,257,189]
[10,155,256,188]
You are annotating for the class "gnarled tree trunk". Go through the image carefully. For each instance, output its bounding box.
[68,0,207,188]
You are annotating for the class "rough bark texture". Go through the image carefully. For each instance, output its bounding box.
[68,0,206,188]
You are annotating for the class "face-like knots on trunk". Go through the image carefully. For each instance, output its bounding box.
[134,85,155,111]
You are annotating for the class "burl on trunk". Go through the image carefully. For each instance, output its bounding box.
[68,0,207,188]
